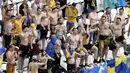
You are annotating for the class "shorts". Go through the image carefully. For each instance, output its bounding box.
[99,35,110,49]
[54,53,61,67]
[40,26,48,39]
[47,59,54,69]
[4,34,11,48]
[29,44,40,56]
[109,38,116,50]
[115,35,124,43]
[83,43,93,50]
[38,68,47,73]
[6,63,15,73]
[109,36,124,50]
[19,44,30,57]
[50,25,56,34]
[12,36,21,46]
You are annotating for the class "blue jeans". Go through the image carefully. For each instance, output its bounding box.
[66,22,74,33]
[89,31,97,43]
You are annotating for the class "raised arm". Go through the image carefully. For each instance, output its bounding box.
[57,4,68,12]
[122,15,130,27]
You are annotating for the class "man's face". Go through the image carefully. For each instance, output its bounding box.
[82,14,86,18]
[119,9,124,15]
[10,45,15,51]
[107,8,111,14]
[116,18,121,24]
[78,27,82,32]
[101,17,106,23]
[57,4,60,9]
[23,0,28,4]
[43,51,46,55]
[59,36,62,40]
[73,28,78,34]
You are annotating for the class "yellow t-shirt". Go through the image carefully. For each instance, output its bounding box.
[13,17,23,36]
[66,7,78,23]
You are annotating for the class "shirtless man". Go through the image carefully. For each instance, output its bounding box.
[18,26,30,73]
[48,4,68,31]
[88,7,99,44]
[103,7,111,23]
[40,5,50,49]
[41,5,50,30]
[28,55,45,73]
[38,51,49,73]
[110,16,130,58]
[28,24,38,62]
[67,28,80,52]
[3,10,13,48]
[88,7,99,26]
[97,16,114,62]
[114,8,125,24]
[3,10,14,61]
[65,42,85,69]
[55,18,66,35]
[56,2,63,18]
[6,45,18,73]
[31,7,43,30]
[77,26,99,64]
[30,7,44,39]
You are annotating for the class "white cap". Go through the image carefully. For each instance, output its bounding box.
[32,55,37,60]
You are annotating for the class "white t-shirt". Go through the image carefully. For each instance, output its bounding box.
[78,18,90,26]
[96,0,104,11]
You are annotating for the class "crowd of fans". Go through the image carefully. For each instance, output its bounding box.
[1,0,130,73]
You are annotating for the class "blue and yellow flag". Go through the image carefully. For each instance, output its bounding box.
[98,62,108,73]
[89,55,130,73]
[122,55,130,73]
[107,56,126,73]
[90,62,107,73]
[89,66,100,73]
